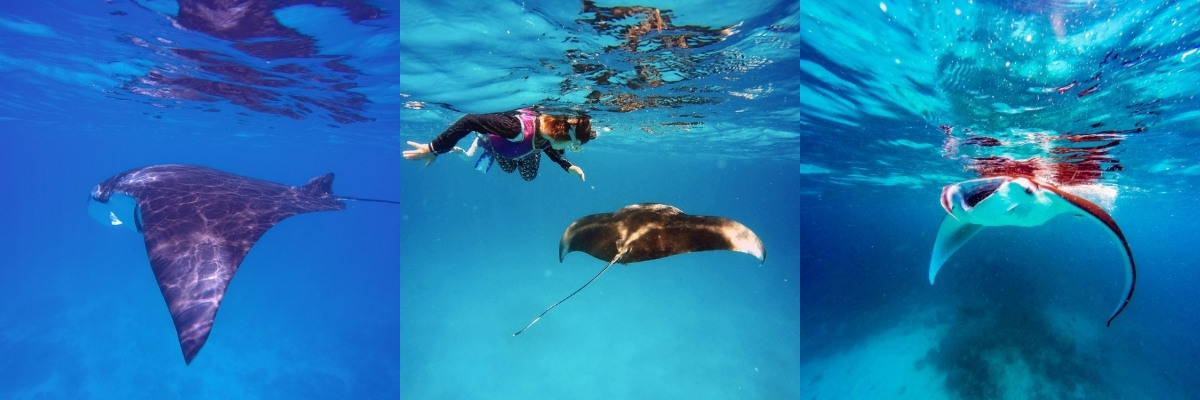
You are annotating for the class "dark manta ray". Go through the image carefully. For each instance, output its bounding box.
[88,164,397,364]
[513,203,765,336]
[930,176,1135,326]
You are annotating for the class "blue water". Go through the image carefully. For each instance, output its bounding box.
[803,1,1200,399]
[400,1,800,398]
[1,1,400,398]
[1,0,801,399]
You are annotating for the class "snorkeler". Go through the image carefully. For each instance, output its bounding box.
[403,108,597,181]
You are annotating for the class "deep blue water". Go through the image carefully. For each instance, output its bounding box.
[1,1,400,398]
[2,0,801,399]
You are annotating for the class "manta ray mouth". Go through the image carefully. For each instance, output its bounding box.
[944,176,1010,215]
[961,181,1003,208]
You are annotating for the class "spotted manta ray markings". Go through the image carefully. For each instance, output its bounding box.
[929,176,1136,327]
[89,164,398,364]
[513,203,765,336]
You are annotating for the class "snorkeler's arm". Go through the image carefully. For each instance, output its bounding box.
[544,148,574,171]
[429,113,522,154]
[546,149,585,181]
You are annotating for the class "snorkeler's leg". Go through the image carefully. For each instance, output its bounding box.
[497,156,518,174]
[516,153,540,181]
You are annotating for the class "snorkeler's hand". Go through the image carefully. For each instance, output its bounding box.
[568,165,585,182]
[403,141,437,167]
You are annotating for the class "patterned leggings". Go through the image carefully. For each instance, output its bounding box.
[496,152,541,181]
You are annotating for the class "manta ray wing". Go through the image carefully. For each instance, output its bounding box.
[929,214,986,285]
[644,214,766,264]
[1040,184,1136,327]
[96,165,346,363]
[559,214,624,263]
[141,223,247,365]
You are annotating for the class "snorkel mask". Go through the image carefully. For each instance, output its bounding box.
[566,124,582,152]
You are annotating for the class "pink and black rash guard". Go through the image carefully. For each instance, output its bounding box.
[428,110,575,171]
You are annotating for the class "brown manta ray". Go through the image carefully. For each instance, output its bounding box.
[513,203,765,336]
[88,164,397,364]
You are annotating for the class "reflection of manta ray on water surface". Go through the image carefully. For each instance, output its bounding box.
[88,164,398,364]
[513,203,766,336]
[929,175,1136,327]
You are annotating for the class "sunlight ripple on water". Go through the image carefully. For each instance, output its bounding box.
[802,0,1200,194]
[400,0,800,161]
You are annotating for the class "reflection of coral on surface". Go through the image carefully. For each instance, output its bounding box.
[580,1,731,53]
[941,123,1131,187]
[586,91,720,113]
[570,1,741,114]
[176,0,385,59]
[935,30,1168,187]
[124,0,387,124]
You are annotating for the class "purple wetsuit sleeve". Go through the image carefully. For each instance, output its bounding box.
[429,113,523,154]
[544,148,574,171]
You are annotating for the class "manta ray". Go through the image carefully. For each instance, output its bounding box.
[513,203,765,336]
[929,175,1136,326]
[88,164,397,364]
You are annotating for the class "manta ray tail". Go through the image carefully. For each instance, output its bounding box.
[336,195,401,205]
[513,252,625,336]
[301,173,399,205]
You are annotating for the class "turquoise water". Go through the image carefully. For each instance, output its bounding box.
[400,1,800,398]
[803,1,1200,399]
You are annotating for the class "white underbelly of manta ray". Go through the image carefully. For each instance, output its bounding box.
[930,176,1137,327]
